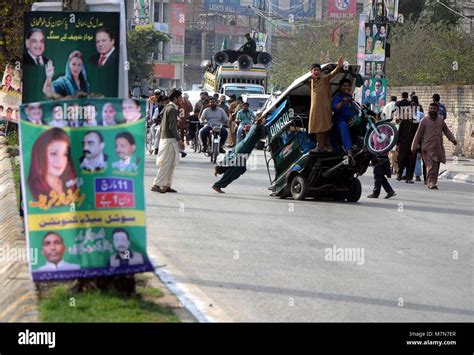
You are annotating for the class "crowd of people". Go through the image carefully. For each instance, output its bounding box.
[148,66,457,197]
[146,89,254,157]
[146,88,261,194]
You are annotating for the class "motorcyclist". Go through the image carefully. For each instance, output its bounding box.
[235,102,255,143]
[331,78,356,157]
[238,33,257,59]
[199,97,229,154]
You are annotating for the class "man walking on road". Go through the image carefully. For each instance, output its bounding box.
[151,89,185,194]
[411,103,457,190]
[395,92,417,183]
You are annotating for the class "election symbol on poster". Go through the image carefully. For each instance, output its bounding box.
[19,98,153,281]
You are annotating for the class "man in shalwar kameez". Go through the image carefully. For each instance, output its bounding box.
[411,103,457,190]
[212,118,265,193]
[308,56,344,152]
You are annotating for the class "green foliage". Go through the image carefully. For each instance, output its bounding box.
[398,0,426,23]
[271,18,473,88]
[398,0,462,26]
[270,20,358,88]
[127,25,169,85]
[5,127,18,146]
[0,0,35,69]
[387,20,474,86]
[39,284,179,322]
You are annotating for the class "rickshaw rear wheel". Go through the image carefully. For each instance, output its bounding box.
[290,175,308,200]
[346,178,362,203]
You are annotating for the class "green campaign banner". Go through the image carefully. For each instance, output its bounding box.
[22,11,120,104]
[19,98,153,281]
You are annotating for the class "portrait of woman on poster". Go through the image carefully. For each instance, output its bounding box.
[373,39,385,55]
[43,50,90,98]
[28,128,78,201]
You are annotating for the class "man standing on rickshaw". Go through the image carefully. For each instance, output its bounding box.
[309,56,344,152]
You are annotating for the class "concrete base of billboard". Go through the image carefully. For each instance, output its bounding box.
[0,137,39,322]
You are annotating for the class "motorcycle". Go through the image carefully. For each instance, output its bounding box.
[189,120,201,153]
[146,118,161,155]
[236,121,252,143]
[204,124,223,163]
[349,100,398,155]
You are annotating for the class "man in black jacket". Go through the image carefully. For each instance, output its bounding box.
[88,28,118,67]
[24,28,50,66]
[395,93,418,183]
[239,33,257,59]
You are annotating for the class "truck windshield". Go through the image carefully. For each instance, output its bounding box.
[225,86,265,97]
[246,97,268,111]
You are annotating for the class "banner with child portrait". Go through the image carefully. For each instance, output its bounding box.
[22,11,120,104]
[19,98,153,281]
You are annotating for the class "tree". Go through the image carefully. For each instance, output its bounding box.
[398,0,426,23]
[387,19,474,86]
[127,25,170,87]
[0,0,35,69]
[398,0,461,27]
[270,20,358,88]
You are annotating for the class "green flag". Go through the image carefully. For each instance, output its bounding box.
[221,37,228,51]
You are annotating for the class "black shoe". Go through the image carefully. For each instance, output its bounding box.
[367,193,379,198]
[405,180,414,184]
[416,176,421,181]
[165,187,178,193]
[154,149,158,155]
[385,191,396,199]
[219,148,226,154]
[151,185,166,193]
[181,151,187,158]
[212,185,225,193]
[401,176,406,180]
[396,176,402,181]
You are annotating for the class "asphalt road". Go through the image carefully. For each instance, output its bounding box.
[145,149,473,322]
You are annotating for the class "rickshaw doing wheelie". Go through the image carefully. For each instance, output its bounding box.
[261,63,398,202]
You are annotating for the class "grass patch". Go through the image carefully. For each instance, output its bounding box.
[11,157,21,209]
[39,283,179,323]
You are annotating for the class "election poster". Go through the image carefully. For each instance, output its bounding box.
[19,98,153,281]
[0,64,22,123]
[361,77,387,113]
[22,11,120,104]
[328,0,357,20]
[133,0,151,27]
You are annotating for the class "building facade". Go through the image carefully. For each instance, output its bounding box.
[126,0,186,90]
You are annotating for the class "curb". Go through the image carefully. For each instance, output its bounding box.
[439,170,474,185]
[0,137,39,322]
